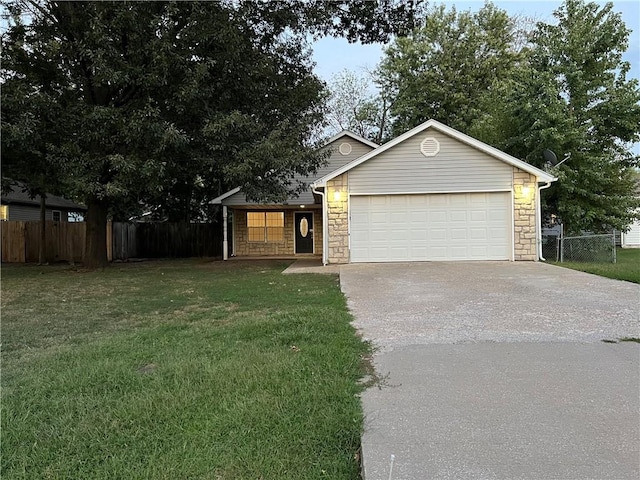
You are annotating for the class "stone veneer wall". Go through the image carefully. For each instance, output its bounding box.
[326,174,349,264]
[513,168,537,261]
[233,209,322,256]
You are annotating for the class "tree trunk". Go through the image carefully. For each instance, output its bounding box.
[38,194,47,264]
[84,197,109,269]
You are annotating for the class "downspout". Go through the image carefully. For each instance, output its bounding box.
[537,181,552,261]
[312,185,328,266]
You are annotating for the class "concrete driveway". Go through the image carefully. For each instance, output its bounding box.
[340,262,640,480]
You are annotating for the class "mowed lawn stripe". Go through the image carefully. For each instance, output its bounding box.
[2,260,369,479]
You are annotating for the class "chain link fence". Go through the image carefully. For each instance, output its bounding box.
[542,234,560,261]
[557,233,616,263]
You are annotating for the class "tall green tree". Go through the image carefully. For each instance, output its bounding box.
[377,2,520,136]
[1,46,71,263]
[473,0,640,233]
[325,69,391,144]
[2,0,422,267]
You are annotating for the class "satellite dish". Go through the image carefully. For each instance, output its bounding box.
[543,149,558,166]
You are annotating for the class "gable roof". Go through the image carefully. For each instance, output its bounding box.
[323,130,379,149]
[210,187,241,205]
[312,119,556,186]
[210,130,378,205]
[1,181,87,210]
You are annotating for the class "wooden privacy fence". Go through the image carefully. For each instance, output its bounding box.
[1,220,222,263]
[1,221,86,263]
[111,222,223,260]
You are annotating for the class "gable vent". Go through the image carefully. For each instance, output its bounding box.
[339,142,352,155]
[420,137,440,157]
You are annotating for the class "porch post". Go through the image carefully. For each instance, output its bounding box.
[222,206,228,260]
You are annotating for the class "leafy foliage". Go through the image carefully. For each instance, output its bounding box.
[377,0,640,234]
[1,0,422,266]
[473,0,640,233]
[377,2,520,136]
[325,69,391,144]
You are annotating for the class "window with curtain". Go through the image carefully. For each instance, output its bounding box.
[247,212,284,242]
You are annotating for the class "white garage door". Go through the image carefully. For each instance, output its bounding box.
[350,192,511,262]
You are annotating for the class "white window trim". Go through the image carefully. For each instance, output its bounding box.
[247,211,285,243]
[52,210,62,222]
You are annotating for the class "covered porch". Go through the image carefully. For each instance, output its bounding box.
[222,205,323,260]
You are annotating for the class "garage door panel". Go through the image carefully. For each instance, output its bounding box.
[390,196,408,207]
[449,246,469,258]
[450,228,468,240]
[489,227,507,239]
[431,211,447,222]
[391,213,408,225]
[427,246,447,259]
[350,193,511,262]
[471,228,488,240]
[430,229,448,241]
[409,195,429,207]
[370,212,388,223]
[370,196,389,207]
[369,229,390,241]
[429,229,447,241]
[411,246,428,257]
[390,230,409,241]
[390,246,409,257]
[450,211,467,222]
[409,210,428,222]
[489,209,508,221]
[449,195,468,206]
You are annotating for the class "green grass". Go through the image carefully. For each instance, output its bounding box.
[549,248,640,283]
[1,260,370,479]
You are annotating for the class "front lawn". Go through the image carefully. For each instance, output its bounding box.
[549,248,640,284]
[1,260,369,479]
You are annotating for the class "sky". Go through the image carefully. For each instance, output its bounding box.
[311,0,640,155]
[312,1,640,82]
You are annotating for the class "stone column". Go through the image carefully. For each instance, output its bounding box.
[326,174,349,264]
[513,169,537,261]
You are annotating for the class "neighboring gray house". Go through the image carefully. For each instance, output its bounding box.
[212,119,556,264]
[1,182,86,222]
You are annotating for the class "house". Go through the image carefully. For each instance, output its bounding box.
[621,220,640,247]
[1,182,86,222]
[621,199,640,249]
[620,178,640,248]
[212,119,557,264]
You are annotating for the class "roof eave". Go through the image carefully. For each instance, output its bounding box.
[315,119,559,186]
[323,130,379,149]
[210,186,241,205]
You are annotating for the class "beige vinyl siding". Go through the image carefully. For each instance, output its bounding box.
[315,140,374,180]
[222,138,375,206]
[349,129,513,194]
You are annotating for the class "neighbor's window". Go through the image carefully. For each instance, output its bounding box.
[0,205,7,221]
[52,210,62,222]
[247,211,284,242]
